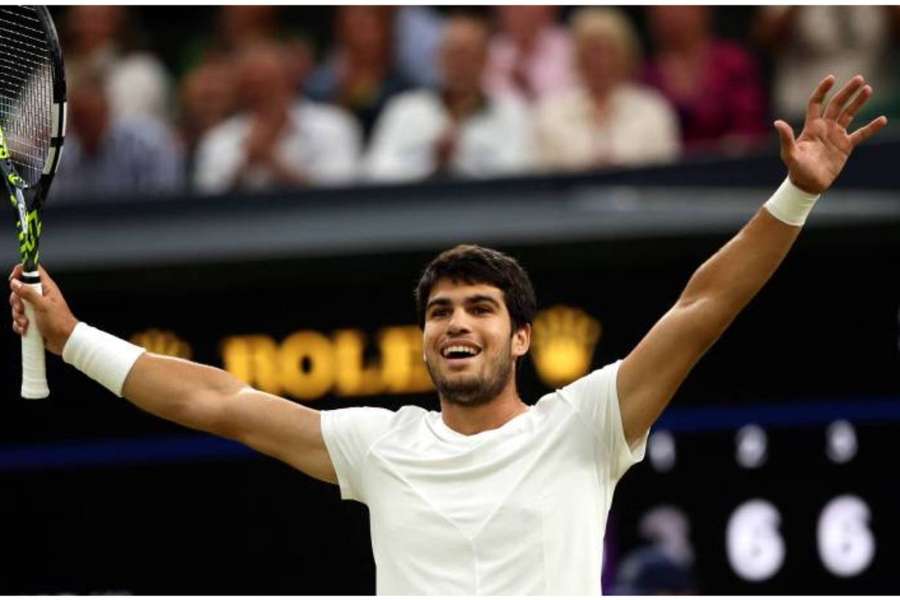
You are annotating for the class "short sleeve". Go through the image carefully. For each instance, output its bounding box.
[320,407,396,503]
[558,360,648,481]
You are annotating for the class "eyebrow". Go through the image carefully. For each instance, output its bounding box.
[426,294,501,312]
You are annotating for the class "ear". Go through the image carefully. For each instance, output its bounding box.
[511,323,531,358]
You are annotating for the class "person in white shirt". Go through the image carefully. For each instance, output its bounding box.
[535,8,681,171]
[365,14,535,182]
[9,75,888,593]
[193,42,362,193]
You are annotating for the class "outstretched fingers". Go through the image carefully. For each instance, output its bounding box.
[837,85,873,129]
[806,75,836,122]
[823,75,865,120]
[773,120,796,158]
[849,116,889,147]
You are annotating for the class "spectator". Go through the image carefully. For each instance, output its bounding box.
[216,5,281,52]
[394,6,445,89]
[193,42,362,193]
[485,6,576,103]
[753,6,900,123]
[642,6,768,155]
[611,546,697,595]
[534,8,680,171]
[178,59,238,188]
[365,14,534,182]
[179,6,284,76]
[63,6,173,123]
[305,6,411,141]
[53,70,183,200]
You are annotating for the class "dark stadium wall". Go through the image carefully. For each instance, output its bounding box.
[0,221,898,593]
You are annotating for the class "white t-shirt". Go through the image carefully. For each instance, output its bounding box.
[193,100,362,193]
[363,90,536,182]
[321,360,647,595]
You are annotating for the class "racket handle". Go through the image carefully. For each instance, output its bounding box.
[21,281,49,399]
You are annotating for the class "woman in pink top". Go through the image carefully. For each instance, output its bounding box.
[642,6,768,155]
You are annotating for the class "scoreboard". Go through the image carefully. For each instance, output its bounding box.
[611,418,898,593]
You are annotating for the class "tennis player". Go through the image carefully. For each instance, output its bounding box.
[8,75,887,594]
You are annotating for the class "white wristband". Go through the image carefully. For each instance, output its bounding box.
[62,322,146,397]
[763,176,821,227]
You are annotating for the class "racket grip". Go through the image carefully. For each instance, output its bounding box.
[21,281,49,399]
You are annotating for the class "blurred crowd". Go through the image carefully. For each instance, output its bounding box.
[52,5,900,200]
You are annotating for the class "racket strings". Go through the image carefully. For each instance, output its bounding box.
[0,6,52,187]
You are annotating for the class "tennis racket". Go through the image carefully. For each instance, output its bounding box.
[1,6,66,399]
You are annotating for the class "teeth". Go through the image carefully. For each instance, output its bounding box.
[442,345,479,358]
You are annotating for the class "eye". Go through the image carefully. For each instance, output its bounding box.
[428,308,449,319]
[472,305,492,315]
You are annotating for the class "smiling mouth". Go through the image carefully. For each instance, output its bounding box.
[441,345,482,361]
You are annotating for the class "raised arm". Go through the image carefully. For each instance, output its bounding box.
[8,266,336,484]
[617,74,887,445]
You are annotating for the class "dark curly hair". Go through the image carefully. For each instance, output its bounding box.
[415,245,537,334]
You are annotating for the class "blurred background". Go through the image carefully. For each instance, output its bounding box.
[1,4,899,594]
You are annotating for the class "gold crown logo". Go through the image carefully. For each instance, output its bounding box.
[531,305,601,387]
[130,329,193,360]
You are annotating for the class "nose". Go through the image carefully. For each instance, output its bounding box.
[446,307,471,335]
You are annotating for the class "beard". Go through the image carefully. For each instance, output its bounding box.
[426,340,515,407]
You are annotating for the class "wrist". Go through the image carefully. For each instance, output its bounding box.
[62,322,146,397]
[51,316,79,356]
[763,176,821,226]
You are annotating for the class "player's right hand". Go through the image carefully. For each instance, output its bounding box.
[8,264,78,355]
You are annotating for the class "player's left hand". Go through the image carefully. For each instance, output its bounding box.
[774,74,888,195]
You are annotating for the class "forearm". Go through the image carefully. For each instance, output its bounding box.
[60,321,245,435]
[679,206,801,337]
[122,352,246,436]
[617,200,806,443]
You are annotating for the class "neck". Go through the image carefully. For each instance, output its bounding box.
[442,88,483,120]
[439,377,528,436]
[252,98,290,120]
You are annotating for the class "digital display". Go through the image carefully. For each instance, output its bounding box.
[609,419,899,593]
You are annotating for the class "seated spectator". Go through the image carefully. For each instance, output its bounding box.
[63,5,173,123]
[53,70,183,200]
[611,546,697,595]
[193,42,362,193]
[642,6,768,155]
[393,6,445,89]
[181,5,284,72]
[365,14,534,182]
[305,6,411,141]
[216,5,281,53]
[485,6,576,103]
[535,8,680,171]
[178,58,238,188]
[753,6,900,124]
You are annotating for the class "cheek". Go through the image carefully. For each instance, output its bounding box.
[422,326,439,352]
